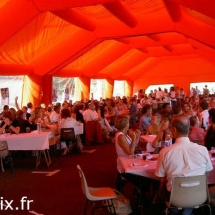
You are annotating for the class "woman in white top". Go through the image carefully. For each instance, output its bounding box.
[115,114,140,157]
[115,114,151,195]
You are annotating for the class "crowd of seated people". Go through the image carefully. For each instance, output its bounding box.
[1,85,215,154]
[1,86,215,214]
[111,87,215,214]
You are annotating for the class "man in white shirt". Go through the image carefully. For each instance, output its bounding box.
[83,102,100,122]
[50,105,61,124]
[83,102,110,142]
[155,115,213,215]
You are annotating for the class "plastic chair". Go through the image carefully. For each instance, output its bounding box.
[60,127,76,151]
[165,175,212,215]
[77,165,117,215]
[0,141,13,174]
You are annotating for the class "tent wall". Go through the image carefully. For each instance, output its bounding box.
[133,57,215,94]
[22,75,42,109]
[103,79,113,99]
[42,75,52,105]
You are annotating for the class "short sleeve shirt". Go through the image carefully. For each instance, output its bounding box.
[155,137,213,191]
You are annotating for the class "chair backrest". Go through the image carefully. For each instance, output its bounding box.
[85,121,103,144]
[170,175,209,209]
[77,165,92,200]
[0,141,9,158]
[60,127,75,141]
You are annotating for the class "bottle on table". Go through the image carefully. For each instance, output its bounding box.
[164,134,172,147]
[201,118,206,131]
[37,118,42,133]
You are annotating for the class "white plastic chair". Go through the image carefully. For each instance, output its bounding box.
[166,175,212,215]
[0,141,13,173]
[77,164,117,215]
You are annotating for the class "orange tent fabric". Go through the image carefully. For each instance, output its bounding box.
[0,0,215,106]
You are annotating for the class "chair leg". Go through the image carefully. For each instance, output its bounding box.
[205,204,212,215]
[0,157,4,172]
[109,199,116,215]
[92,202,96,215]
[165,208,169,215]
[84,199,88,215]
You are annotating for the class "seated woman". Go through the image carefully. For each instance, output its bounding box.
[151,114,172,149]
[0,111,20,134]
[58,108,79,155]
[188,115,204,143]
[115,114,149,197]
[139,104,151,135]
[182,102,195,119]
[115,114,140,157]
[16,110,32,133]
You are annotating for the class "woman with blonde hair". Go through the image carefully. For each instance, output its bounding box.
[115,114,150,196]
[115,114,140,157]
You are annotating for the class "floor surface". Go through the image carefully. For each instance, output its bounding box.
[0,142,213,215]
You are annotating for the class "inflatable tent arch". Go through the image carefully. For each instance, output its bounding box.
[0,0,215,107]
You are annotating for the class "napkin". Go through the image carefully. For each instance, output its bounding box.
[131,163,148,168]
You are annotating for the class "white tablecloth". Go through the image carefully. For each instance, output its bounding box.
[118,155,215,184]
[47,123,83,135]
[0,132,51,150]
[140,135,156,143]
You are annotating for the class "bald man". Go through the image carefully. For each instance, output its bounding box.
[155,115,213,215]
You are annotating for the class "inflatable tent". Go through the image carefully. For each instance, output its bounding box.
[0,0,215,107]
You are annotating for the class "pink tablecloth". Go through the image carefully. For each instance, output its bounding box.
[118,155,215,184]
[117,156,158,181]
[140,135,156,143]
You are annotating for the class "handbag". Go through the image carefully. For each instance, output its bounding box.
[104,189,132,215]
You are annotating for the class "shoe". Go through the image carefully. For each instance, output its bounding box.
[62,148,68,155]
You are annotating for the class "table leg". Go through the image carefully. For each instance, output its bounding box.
[36,150,41,169]
[36,150,52,169]
[42,150,51,168]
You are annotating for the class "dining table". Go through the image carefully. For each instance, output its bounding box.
[0,131,52,169]
[117,154,215,185]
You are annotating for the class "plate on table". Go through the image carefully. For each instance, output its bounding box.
[147,154,158,161]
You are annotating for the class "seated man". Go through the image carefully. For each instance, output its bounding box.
[83,102,110,144]
[146,113,162,135]
[155,115,213,215]
[188,116,204,143]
